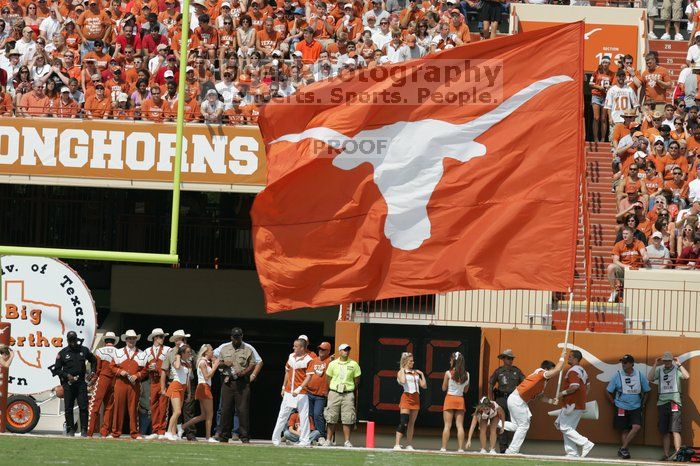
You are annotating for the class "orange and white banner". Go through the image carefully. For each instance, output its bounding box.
[511,4,645,73]
[0,118,266,192]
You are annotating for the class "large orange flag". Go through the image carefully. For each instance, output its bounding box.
[253,22,584,312]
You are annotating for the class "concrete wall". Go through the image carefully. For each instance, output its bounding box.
[110,265,339,334]
[482,328,700,446]
[624,269,700,336]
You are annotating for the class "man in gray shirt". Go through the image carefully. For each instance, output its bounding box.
[646,231,671,269]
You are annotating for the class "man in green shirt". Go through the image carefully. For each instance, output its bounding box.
[648,351,690,460]
[323,343,361,448]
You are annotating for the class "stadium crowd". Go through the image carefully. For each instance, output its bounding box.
[0,0,513,123]
[589,48,700,301]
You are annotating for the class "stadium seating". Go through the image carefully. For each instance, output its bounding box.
[0,0,509,122]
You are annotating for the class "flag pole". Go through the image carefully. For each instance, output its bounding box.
[553,288,573,404]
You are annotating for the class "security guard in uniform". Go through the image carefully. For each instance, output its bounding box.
[217,327,254,443]
[488,349,525,452]
[53,331,97,436]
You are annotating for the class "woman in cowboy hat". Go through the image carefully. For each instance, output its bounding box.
[87,331,120,437]
[111,330,148,439]
[144,328,170,440]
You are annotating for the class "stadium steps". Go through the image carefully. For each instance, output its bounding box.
[566,142,625,333]
[649,39,686,99]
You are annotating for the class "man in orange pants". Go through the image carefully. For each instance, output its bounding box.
[87,331,120,437]
[144,328,170,439]
[111,329,148,439]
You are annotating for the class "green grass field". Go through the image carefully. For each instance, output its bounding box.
[0,436,619,465]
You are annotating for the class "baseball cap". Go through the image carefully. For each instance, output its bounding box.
[164,70,174,78]
[654,135,664,144]
[156,44,168,51]
[60,86,70,93]
[620,354,635,363]
[293,50,302,57]
[166,54,176,61]
[117,92,128,102]
[695,31,700,38]
[298,334,309,342]
[231,327,243,337]
[221,1,231,6]
[294,6,304,14]
[95,83,105,89]
[651,231,663,239]
[405,34,416,45]
[271,49,282,57]
[662,351,673,361]
[338,343,351,351]
[318,342,331,350]
[186,66,194,72]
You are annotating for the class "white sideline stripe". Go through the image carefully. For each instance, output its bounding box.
[1,433,669,464]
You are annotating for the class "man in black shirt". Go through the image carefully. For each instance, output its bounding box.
[53,331,96,436]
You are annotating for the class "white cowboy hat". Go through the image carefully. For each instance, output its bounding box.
[147,328,169,342]
[121,329,141,341]
[103,331,119,343]
[169,329,191,342]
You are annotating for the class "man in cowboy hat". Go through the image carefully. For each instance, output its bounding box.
[489,349,525,452]
[144,328,170,439]
[54,330,97,436]
[213,327,264,440]
[216,327,255,443]
[111,329,148,439]
[87,331,120,437]
[160,329,196,440]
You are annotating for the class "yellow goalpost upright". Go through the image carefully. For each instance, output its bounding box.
[0,0,194,302]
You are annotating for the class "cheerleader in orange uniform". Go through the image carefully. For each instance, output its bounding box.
[181,344,220,442]
[164,344,193,441]
[394,352,426,451]
[440,352,470,452]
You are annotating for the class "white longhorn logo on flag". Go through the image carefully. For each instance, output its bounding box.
[271,76,573,250]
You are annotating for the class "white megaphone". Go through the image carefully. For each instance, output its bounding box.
[548,400,599,420]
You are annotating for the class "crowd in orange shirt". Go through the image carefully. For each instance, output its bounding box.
[0,0,508,124]
[598,49,700,302]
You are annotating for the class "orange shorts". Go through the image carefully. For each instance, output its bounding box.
[165,380,185,399]
[443,394,465,411]
[399,392,420,410]
[195,383,212,400]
